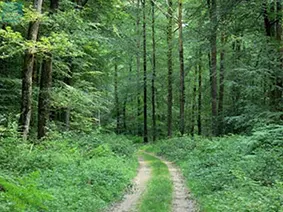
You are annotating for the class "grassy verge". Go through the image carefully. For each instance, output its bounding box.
[138,152,173,212]
[145,124,283,212]
[0,133,138,212]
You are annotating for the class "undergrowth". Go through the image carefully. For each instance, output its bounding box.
[0,133,138,211]
[145,124,283,212]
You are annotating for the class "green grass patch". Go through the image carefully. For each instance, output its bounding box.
[138,152,173,212]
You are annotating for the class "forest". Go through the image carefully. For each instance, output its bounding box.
[0,0,282,211]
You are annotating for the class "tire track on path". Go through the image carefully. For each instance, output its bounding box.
[108,157,151,212]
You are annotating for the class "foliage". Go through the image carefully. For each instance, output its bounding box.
[0,133,138,211]
[146,125,283,211]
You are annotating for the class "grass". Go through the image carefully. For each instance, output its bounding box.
[144,124,283,211]
[138,152,173,212]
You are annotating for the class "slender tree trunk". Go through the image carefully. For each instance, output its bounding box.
[136,0,142,135]
[151,0,157,141]
[197,54,202,135]
[275,0,283,115]
[191,67,197,136]
[65,62,73,131]
[122,100,127,132]
[208,0,218,136]
[50,0,59,10]
[167,0,173,138]
[178,0,185,136]
[218,33,225,135]
[37,0,59,139]
[142,0,148,143]
[19,0,43,140]
[114,63,120,134]
[38,55,52,139]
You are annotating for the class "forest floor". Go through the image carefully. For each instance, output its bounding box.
[108,152,196,212]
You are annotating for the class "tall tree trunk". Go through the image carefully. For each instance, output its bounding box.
[151,0,157,141]
[65,62,73,131]
[142,0,148,143]
[167,0,173,138]
[50,0,59,10]
[136,0,142,136]
[218,33,225,135]
[197,54,202,135]
[263,0,282,116]
[19,0,43,140]
[274,0,282,115]
[38,55,52,139]
[122,100,127,132]
[178,0,185,136]
[114,63,120,133]
[37,0,59,139]
[208,0,218,136]
[191,67,197,136]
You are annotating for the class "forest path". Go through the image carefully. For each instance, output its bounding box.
[164,160,197,212]
[146,152,197,212]
[107,156,151,212]
[108,152,196,212]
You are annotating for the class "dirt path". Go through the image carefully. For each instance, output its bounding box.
[108,153,196,212]
[108,157,151,212]
[145,152,196,212]
[164,160,197,212]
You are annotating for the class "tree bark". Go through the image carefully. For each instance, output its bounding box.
[274,0,282,115]
[218,33,225,135]
[114,63,120,133]
[37,0,60,139]
[167,0,173,138]
[19,0,43,140]
[142,0,148,143]
[38,55,52,139]
[136,0,142,136]
[151,0,157,141]
[191,67,197,136]
[50,0,59,10]
[208,0,218,136]
[197,54,202,135]
[178,0,185,136]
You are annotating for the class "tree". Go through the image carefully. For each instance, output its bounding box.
[167,0,173,138]
[136,0,142,135]
[208,0,218,135]
[38,0,60,139]
[218,33,225,134]
[19,0,43,140]
[151,0,157,141]
[197,53,202,135]
[178,0,185,136]
[142,0,148,143]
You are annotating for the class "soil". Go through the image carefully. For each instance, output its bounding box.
[107,157,151,212]
[164,160,197,212]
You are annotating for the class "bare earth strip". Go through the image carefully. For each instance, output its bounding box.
[108,157,151,212]
[164,160,197,212]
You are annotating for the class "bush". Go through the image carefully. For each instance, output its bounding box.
[0,133,138,211]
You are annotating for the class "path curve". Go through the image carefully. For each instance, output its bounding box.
[108,157,151,212]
